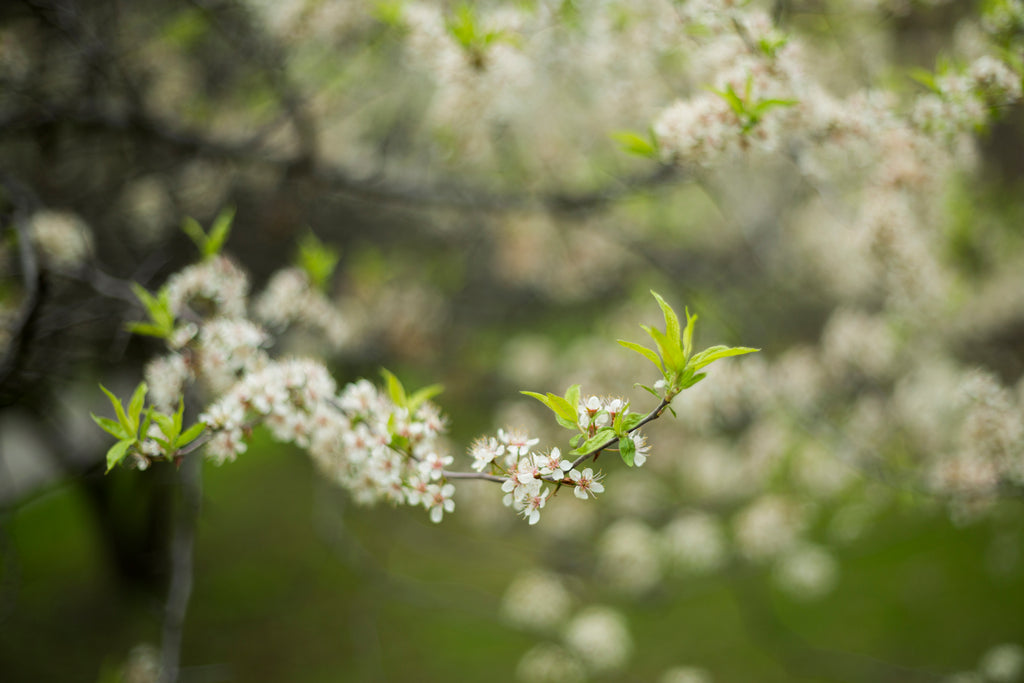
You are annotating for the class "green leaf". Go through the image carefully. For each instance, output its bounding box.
[570,433,584,448]
[177,422,206,448]
[908,67,940,93]
[682,307,697,361]
[373,1,405,26]
[711,83,746,117]
[105,439,133,473]
[563,384,581,413]
[181,216,207,253]
[99,384,134,436]
[151,412,175,442]
[205,206,235,258]
[635,383,662,400]
[618,339,663,370]
[91,413,129,440]
[380,368,407,408]
[688,345,760,371]
[127,382,148,428]
[620,412,644,432]
[408,383,444,411]
[619,435,636,467]
[610,130,658,158]
[172,397,185,434]
[641,323,683,374]
[128,283,174,338]
[125,322,169,339]
[296,230,341,292]
[650,290,680,348]
[520,391,577,423]
[555,415,578,431]
[570,427,616,456]
[681,372,707,389]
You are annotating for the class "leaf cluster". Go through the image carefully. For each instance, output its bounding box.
[522,293,757,468]
[296,231,340,292]
[710,76,797,134]
[620,290,759,401]
[91,383,205,472]
[127,284,176,339]
[182,206,235,260]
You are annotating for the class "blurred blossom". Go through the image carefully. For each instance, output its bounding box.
[563,606,633,673]
[792,442,857,499]
[661,511,728,575]
[501,335,557,387]
[660,666,714,683]
[821,308,897,382]
[597,518,662,595]
[118,176,174,246]
[254,268,350,349]
[979,643,1024,682]
[28,210,93,269]
[773,544,839,601]
[121,643,160,683]
[516,644,586,683]
[679,439,753,502]
[945,673,985,683]
[770,346,827,414]
[733,495,806,562]
[502,570,572,631]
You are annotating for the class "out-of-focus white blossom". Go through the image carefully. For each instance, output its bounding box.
[163,255,249,319]
[660,666,714,683]
[773,544,839,600]
[661,511,728,575]
[733,495,806,562]
[597,518,662,595]
[563,606,633,673]
[144,353,192,412]
[501,570,572,631]
[979,643,1024,683]
[254,268,350,349]
[516,644,586,683]
[28,210,93,269]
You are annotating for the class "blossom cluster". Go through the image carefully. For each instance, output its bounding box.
[468,393,656,525]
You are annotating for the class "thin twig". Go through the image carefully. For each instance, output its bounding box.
[158,454,202,683]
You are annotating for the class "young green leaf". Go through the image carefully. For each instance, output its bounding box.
[99,384,134,436]
[610,130,658,158]
[555,415,579,431]
[682,307,697,361]
[127,382,148,428]
[617,339,663,371]
[182,216,208,253]
[128,284,174,339]
[619,434,636,467]
[297,230,340,292]
[650,290,680,348]
[106,439,134,473]
[126,322,170,339]
[91,414,129,440]
[641,323,683,374]
[570,427,616,456]
[520,391,577,424]
[619,412,645,432]
[681,371,707,389]
[408,383,444,411]
[563,384,581,414]
[177,422,206,448]
[635,383,662,400]
[380,368,408,408]
[205,206,235,258]
[688,345,760,371]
